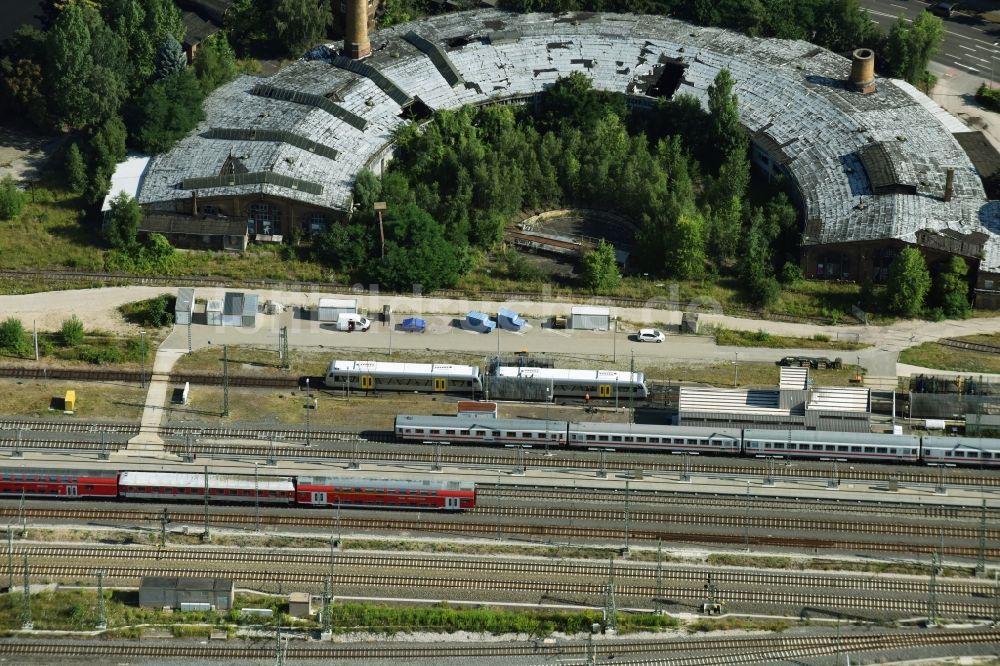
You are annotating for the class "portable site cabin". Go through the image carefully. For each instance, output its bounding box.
[570,306,611,331]
[497,308,526,331]
[175,288,195,325]
[318,298,357,322]
[466,311,496,333]
[223,292,258,328]
[206,299,223,326]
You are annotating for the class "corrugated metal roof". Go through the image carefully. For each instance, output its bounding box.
[679,387,790,416]
[570,306,610,317]
[319,298,357,308]
[779,367,808,390]
[807,387,870,412]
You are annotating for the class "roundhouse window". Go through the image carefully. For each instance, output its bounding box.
[247,203,282,235]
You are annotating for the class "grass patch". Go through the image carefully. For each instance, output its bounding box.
[641,361,858,387]
[686,617,790,633]
[0,378,145,419]
[326,601,677,636]
[714,328,868,351]
[899,333,1000,373]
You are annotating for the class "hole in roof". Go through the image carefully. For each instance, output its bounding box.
[646,58,686,99]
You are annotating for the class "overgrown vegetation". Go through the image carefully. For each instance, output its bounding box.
[713,328,868,351]
[118,294,176,328]
[899,333,1000,374]
[977,83,1000,112]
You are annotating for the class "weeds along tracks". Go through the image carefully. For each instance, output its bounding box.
[15,545,991,597]
[2,507,997,557]
[0,630,998,661]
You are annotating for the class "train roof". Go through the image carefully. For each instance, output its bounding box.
[0,468,118,478]
[395,414,566,431]
[494,366,644,383]
[297,476,474,491]
[119,471,295,491]
[328,360,480,378]
[921,436,1000,452]
[568,423,742,439]
[743,429,920,445]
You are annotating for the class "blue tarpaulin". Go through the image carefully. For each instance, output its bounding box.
[497,308,525,331]
[466,311,496,333]
[401,317,426,332]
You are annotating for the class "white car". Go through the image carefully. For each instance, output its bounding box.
[637,329,665,343]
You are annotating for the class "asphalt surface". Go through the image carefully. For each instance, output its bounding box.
[860,0,1000,79]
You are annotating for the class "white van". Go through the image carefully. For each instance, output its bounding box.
[337,312,371,332]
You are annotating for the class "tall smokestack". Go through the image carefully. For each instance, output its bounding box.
[849,48,876,94]
[944,168,955,202]
[346,0,371,59]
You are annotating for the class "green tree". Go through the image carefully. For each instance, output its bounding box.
[137,233,175,272]
[60,315,85,346]
[0,318,28,356]
[742,207,780,307]
[43,3,127,129]
[64,142,87,193]
[193,33,238,93]
[105,0,185,88]
[274,0,332,55]
[707,68,746,166]
[0,176,27,220]
[369,204,464,292]
[84,115,128,205]
[128,69,205,153]
[352,170,382,215]
[886,246,931,317]
[665,209,707,279]
[314,223,373,273]
[932,255,970,319]
[884,11,943,83]
[580,241,621,292]
[153,34,186,79]
[105,192,141,250]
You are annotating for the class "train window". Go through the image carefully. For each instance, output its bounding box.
[492,431,501,437]
[955,451,966,457]
[850,446,861,453]
[969,451,979,457]
[586,435,596,441]
[983,452,992,458]
[837,446,848,452]
[611,436,622,442]
[784,443,795,449]
[685,438,697,445]
[876,447,887,454]
[447,430,456,435]
[598,435,609,442]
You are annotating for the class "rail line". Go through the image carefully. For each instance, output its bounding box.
[0,366,300,389]
[17,565,993,615]
[940,338,1000,355]
[15,545,991,597]
[2,507,997,557]
[1,630,996,662]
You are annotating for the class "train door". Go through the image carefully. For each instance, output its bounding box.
[360,375,374,391]
[311,492,328,505]
[66,485,78,497]
[598,384,612,398]
[445,496,460,510]
[433,378,448,392]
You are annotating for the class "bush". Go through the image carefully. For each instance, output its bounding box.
[780,261,804,285]
[812,333,831,342]
[60,315,85,347]
[0,175,27,220]
[0,318,28,355]
[118,294,175,328]
[977,84,1000,113]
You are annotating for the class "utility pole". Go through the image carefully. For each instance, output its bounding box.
[705,572,718,609]
[743,483,751,551]
[187,320,192,355]
[139,329,146,389]
[160,509,168,548]
[603,556,617,634]
[977,497,987,578]
[629,352,635,423]
[623,480,630,557]
[254,464,261,532]
[222,345,230,417]
[928,551,939,626]
[6,526,12,590]
[32,320,38,361]
[733,352,739,387]
[278,326,289,369]
[275,623,285,666]
[655,539,664,614]
[336,500,342,546]
[18,490,26,538]
[96,570,107,630]
[202,465,211,541]
[322,576,332,636]
[21,553,31,630]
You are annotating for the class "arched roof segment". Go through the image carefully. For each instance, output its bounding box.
[137,10,1000,270]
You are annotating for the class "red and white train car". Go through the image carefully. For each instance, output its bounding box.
[119,471,295,504]
[295,476,476,510]
[0,468,118,499]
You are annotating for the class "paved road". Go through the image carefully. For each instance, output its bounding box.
[860,0,1000,79]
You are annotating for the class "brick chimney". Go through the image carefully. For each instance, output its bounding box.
[849,48,876,94]
[345,0,371,59]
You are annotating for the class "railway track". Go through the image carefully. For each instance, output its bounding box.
[0,366,300,389]
[940,338,1000,355]
[3,507,997,557]
[0,629,996,662]
[15,545,993,597]
[15,564,994,614]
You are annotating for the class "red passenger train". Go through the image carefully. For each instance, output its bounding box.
[0,468,476,511]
